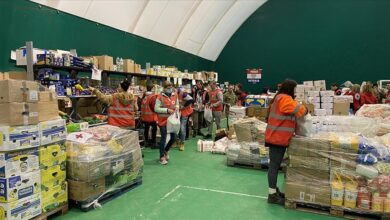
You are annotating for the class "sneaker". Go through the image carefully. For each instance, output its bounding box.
[267,193,285,205]
[204,134,212,139]
[179,143,184,151]
[164,152,170,161]
[160,157,168,165]
[276,188,285,198]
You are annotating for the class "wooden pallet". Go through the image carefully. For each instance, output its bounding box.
[285,199,390,220]
[33,203,68,220]
[71,178,142,212]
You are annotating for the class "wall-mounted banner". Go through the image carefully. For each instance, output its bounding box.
[246,68,262,84]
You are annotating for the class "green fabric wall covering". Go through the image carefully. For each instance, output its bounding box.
[0,0,213,73]
[215,0,390,93]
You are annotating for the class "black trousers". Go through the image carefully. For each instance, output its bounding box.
[267,144,287,189]
[144,122,157,144]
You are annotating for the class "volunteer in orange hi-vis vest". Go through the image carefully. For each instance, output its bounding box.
[204,81,223,139]
[265,80,307,206]
[141,83,158,148]
[89,79,137,129]
[177,87,194,151]
[154,81,179,165]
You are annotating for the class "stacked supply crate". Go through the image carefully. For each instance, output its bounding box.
[65,125,143,211]
[39,119,68,214]
[0,79,42,220]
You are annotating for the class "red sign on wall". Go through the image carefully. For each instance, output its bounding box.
[246,69,262,84]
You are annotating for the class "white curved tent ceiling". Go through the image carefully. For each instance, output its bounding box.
[30,0,267,61]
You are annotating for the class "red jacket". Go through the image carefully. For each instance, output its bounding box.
[360,92,378,105]
[386,91,390,104]
[346,91,361,113]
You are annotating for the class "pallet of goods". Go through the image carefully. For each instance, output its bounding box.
[0,79,68,220]
[65,125,143,211]
[285,114,390,219]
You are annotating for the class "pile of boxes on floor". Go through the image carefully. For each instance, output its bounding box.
[297,80,352,116]
[0,79,67,220]
[285,108,390,215]
[65,125,143,210]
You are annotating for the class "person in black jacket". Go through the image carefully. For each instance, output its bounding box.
[192,81,209,137]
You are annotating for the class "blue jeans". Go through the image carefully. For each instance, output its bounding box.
[179,117,188,142]
[159,126,177,158]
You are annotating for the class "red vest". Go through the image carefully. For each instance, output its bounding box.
[157,93,176,127]
[141,94,157,123]
[386,91,390,104]
[349,91,361,113]
[108,96,135,128]
[265,94,298,147]
[360,92,378,105]
[179,92,193,117]
[209,89,223,112]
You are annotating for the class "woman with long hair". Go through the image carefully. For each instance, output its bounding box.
[360,84,378,106]
[265,79,307,205]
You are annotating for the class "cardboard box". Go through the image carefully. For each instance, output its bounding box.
[41,181,67,213]
[0,193,41,220]
[38,91,57,102]
[229,106,247,119]
[307,91,320,97]
[67,159,111,182]
[333,102,350,116]
[68,178,106,202]
[321,102,333,109]
[134,64,142,73]
[246,106,269,118]
[97,55,113,71]
[0,170,40,202]
[303,103,315,115]
[315,86,326,91]
[315,109,326,116]
[39,119,66,145]
[306,96,320,104]
[41,165,66,188]
[39,143,66,169]
[0,103,39,126]
[123,59,135,73]
[289,155,329,170]
[0,148,39,178]
[2,71,27,80]
[289,136,331,157]
[321,96,334,103]
[286,167,330,184]
[303,81,314,87]
[0,80,39,103]
[245,96,269,107]
[295,85,305,93]
[37,101,60,122]
[305,86,315,92]
[326,109,333,115]
[81,56,99,67]
[314,80,326,88]
[320,90,334,97]
[334,96,353,103]
[285,181,330,206]
[314,103,321,109]
[0,125,40,151]
[295,92,305,100]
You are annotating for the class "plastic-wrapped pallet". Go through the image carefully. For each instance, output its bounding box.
[233,117,267,143]
[285,132,390,216]
[226,141,267,166]
[356,104,390,120]
[65,125,143,210]
[228,106,247,124]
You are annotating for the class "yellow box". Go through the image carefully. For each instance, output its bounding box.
[41,165,66,188]
[41,181,67,213]
[39,143,66,169]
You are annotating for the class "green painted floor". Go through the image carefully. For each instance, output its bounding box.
[56,134,338,220]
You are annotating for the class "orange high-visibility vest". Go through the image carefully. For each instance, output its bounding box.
[179,92,193,117]
[209,89,223,112]
[141,94,157,123]
[108,96,135,128]
[157,93,176,127]
[265,94,300,147]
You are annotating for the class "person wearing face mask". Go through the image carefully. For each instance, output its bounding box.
[154,81,179,165]
[204,81,223,139]
[89,79,137,129]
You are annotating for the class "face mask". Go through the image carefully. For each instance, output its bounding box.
[165,88,173,95]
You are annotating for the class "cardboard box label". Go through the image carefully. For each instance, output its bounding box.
[0,170,40,202]
[0,148,39,178]
[0,125,40,151]
[0,193,41,220]
[29,91,39,101]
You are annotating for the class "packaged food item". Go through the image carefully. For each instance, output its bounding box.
[39,119,67,145]
[39,142,66,169]
[0,125,40,151]
[41,181,67,213]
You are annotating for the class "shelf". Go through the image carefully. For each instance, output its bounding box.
[33,64,92,72]
[68,95,96,98]
[103,70,167,79]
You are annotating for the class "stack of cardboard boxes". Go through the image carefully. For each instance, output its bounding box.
[39,119,68,213]
[285,136,332,206]
[0,79,67,219]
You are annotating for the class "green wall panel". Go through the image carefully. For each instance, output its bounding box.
[0,0,213,73]
[215,0,390,93]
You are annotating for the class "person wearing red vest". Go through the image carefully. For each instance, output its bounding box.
[141,84,158,148]
[89,80,137,129]
[360,84,378,106]
[265,80,307,206]
[204,81,223,139]
[177,88,193,151]
[154,81,179,165]
[347,84,362,113]
[386,83,390,104]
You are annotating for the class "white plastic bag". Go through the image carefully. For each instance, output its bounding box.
[296,114,313,137]
[167,111,181,134]
[204,107,213,122]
